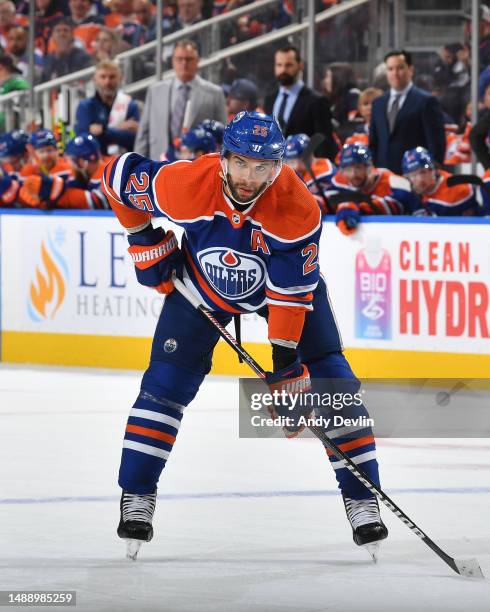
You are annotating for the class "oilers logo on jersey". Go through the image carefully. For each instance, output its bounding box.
[198,248,266,300]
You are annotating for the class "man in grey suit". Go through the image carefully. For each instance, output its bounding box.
[134,40,227,160]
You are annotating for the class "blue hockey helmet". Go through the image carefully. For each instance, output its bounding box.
[284,133,310,160]
[339,143,373,168]
[401,147,435,175]
[197,119,225,145]
[0,129,29,158]
[65,133,101,161]
[181,126,216,154]
[29,128,57,150]
[221,111,285,161]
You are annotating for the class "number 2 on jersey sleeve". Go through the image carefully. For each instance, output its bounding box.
[302,244,318,275]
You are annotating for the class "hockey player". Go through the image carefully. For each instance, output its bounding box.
[177,126,217,160]
[283,133,336,213]
[401,147,482,216]
[56,133,110,209]
[197,119,225,147]
[0,130,28,207]
[22,129,72,181]
[13,134,109,211]
[101,111,387,560]
[331,143,415,235]
[0,129,30,175]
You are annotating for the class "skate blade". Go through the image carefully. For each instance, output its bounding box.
[126,539,142,561]
[454,557,485,579]
[362,541,381,563]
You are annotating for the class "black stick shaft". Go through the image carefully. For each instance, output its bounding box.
[173,277,476,577]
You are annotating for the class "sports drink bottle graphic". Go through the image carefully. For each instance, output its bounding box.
[355,238,392,339]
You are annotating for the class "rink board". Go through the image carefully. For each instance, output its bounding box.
[0,210,489,376]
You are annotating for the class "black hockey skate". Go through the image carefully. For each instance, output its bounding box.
[342,493,388,562]
[117,489,157,560]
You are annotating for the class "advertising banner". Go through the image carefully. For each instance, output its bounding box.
[1,212,488,372]
[321,219,490,355]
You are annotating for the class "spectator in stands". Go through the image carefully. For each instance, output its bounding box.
[91,27,127,63]
[225,78,259,121]
[0,53,28,95]
[104,0,136,28]
[323,62,360,140]
[75,59,140,155]
[343,87,383,148]
[469,82,490,169]
[264,45,338,160]
[0,1,18,50]
[69,0,103,24]
[369,49,445,175]
[166,0,204,33]
[402,147,483,216]
[0,53,29,130]
[133,0,156,43]
[41,18,91,81]
[7,26,43,79]
[69,0,104,53]
[134,39,227,160]
[35,0,68,55]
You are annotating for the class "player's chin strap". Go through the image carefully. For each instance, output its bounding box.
[219,157,283,207]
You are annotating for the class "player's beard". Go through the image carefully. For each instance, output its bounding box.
[226,173,267,205]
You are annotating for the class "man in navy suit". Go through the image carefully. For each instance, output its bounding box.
[264,45,338,161]
[370,50,445,174]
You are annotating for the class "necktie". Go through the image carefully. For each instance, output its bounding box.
[171,83,190,140]
[388,94,401,133]
[277,92,289,131]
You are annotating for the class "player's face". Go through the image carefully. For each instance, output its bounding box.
[385,55,413,91]
[36,145,58,171]
[1,153,23,171]
[342,163,370,189]
[177,145,196,160]
[226,154,276,203]
[406,168,437,194]
[284,157,306,174]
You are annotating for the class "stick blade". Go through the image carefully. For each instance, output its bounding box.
[454,557,485,579]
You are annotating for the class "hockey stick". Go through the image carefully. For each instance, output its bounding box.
[173,275,484,579]
[301,133,332,214]
[446,173,490,198]
[327,191,374,209]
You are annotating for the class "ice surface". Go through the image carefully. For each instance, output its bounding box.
[0,365,489,611]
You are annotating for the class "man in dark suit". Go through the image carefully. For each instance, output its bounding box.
[264,45,338,160]
[370,50,445,174]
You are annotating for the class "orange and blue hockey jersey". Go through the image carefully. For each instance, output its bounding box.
[330,167,415,215]
[102,152,322,345]
[417,170,482,216]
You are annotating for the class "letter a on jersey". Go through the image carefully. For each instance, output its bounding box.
[251,229,270,255]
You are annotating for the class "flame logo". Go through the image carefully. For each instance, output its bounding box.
[28,235,67,321]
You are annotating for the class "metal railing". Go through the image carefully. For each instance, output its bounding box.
[0,0,286,129]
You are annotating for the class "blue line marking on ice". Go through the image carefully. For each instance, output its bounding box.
[1,487,490,505]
